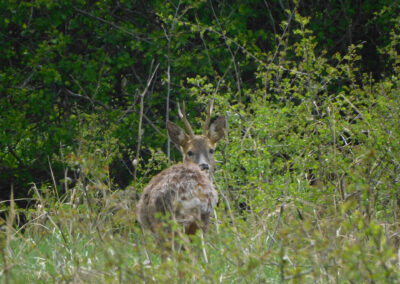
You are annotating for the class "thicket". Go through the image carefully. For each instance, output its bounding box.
[1,0,400,282]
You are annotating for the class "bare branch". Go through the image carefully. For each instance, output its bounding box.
[7,144,25,168]
[133,61,160,188]
[75,8,150,43]
[209,1,242,100]
[119,63,159,121]
[64,89,111,110]
[17,70,36,89]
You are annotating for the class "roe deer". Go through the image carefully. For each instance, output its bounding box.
[137,101,226,241]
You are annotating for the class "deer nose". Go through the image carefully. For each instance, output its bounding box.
[199,163,209,170]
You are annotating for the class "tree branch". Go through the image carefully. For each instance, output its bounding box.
[75,8,151,43]
[64,88,111,110]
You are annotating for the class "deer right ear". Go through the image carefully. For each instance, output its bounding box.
[208,116,226,143]
[167,121,189,146]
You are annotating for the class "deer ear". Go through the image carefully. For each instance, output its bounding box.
[208,116,226,143]
[167,121,189,146]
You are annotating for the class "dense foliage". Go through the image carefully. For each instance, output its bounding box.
[1,0,398,198]
[1,0,400,282]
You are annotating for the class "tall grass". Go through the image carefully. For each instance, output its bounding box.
[1,181,281,282]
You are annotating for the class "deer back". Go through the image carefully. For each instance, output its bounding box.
[137,161,217,234]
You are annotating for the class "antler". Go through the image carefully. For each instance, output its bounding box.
[202,99,214,135]
[177,101,195,137]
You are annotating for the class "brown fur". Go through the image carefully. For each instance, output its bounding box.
[137,161,217,234]
[136,106,226,239]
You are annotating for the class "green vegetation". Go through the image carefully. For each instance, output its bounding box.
[1,0,400,282]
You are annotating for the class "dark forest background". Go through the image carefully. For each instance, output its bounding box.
[1,0,398,200]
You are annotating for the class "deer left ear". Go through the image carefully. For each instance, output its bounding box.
[208,116,226,143]
[167,121,189,146]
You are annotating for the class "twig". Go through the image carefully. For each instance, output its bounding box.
[268,203,284,249]
[338,93,368,124]
[133,61,160,187]
[140,227,152,265]
[64,88,111,110]
[16,70,36,89]
[200,230,208,264]
[162,1,181,163]
[119,63,159,121]
[268,180,289,249]
[270,8,296,65]
[82,184,104,243]
[216,179,247,257]
[263,0,278,45]
[143,113,166,138]
[117,108,166,139]
[46,213,71,246]
[7,144,25,168]
[48,156,60,201]
[75,8,150,43]
[209,1,242,101]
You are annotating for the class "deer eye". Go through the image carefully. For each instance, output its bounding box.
[209,149,215,154]
[187,151,194,156]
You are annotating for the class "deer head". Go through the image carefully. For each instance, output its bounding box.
[166,101,226,173]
